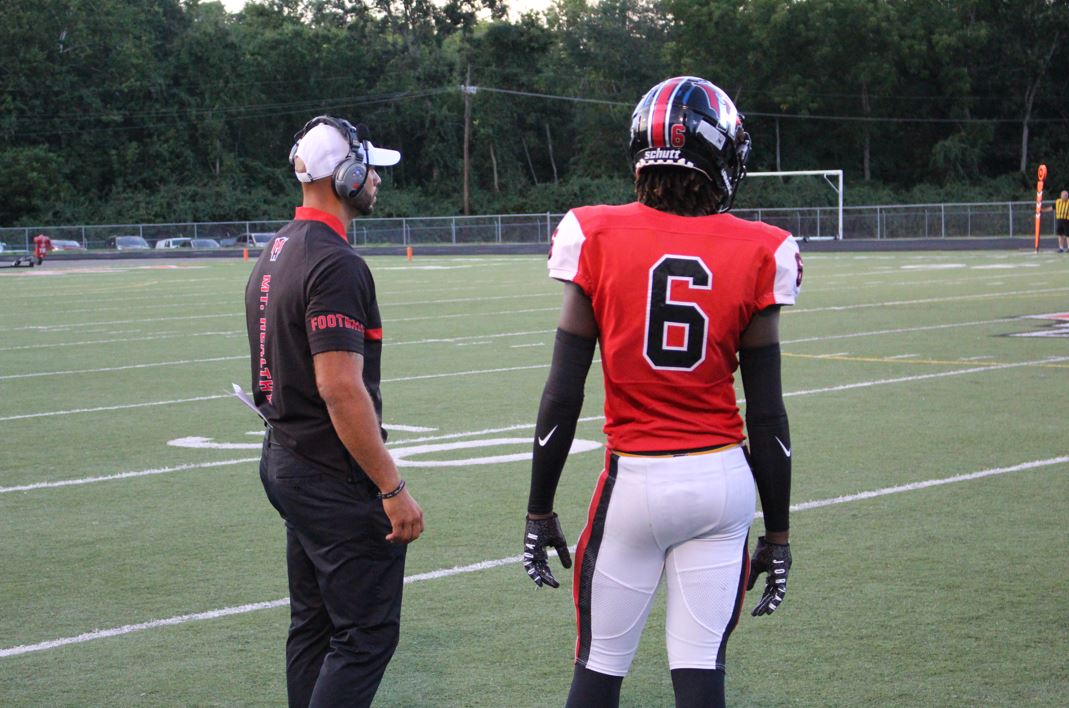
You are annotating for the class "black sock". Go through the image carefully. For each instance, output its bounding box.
[670,668,725,708]
[565,665,623,708]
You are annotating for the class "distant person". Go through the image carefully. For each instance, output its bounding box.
[522,76,801,708]
[1041,189,1069,252]
[33,234,52,265]
[244,115,423,708]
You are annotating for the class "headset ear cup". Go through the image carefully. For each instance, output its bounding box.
[333,159,374,213]
[332,158,365,199]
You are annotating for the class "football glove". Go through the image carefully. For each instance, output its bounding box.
[747,536,792,616]
[523,513,572,588]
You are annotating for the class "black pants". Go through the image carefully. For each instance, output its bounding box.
[260,435,407,708]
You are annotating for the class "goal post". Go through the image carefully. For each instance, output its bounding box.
[745,169,844,240]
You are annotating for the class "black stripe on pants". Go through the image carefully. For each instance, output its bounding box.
[576,454,618,667]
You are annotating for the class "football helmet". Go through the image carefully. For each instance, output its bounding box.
[629,76,751,212]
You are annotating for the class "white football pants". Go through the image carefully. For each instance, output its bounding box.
[572,446,755,676]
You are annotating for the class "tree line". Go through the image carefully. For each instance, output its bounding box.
[1,0,1066,226]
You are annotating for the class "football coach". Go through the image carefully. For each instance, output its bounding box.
[244,115,424,707]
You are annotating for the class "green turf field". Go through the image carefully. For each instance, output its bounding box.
[1,251,1067,706]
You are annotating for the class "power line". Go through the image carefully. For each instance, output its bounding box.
[8,83,1069,140]
[9,88,456,138]
[473,86,631,107]
[471,86,1068,125]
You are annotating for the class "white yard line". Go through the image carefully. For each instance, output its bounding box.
[788,456,1069,513]
[0,331,242,353]
[0,328,550,353]
[0,356,245,382]
[799,266,1051,293]
[0,395,230,423]
[0,418,607,492]
[382,292,557,307]
[6,282,1050,338]
[3,453,1065,659]
[382,363,551,383]
[792,286,1069,314]
[3,347,1062,425]
[781,355,1069,398]
[389,306,559,323]
[0,458,259,493]
[782,317,1012,344]
[0,312,240,332]
[7,357,1063,492]
[391,330,552,346]
[0,306,559,333]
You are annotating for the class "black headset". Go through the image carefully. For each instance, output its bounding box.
[289,115,375,214]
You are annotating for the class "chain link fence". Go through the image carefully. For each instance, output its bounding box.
[0,202,1060,253]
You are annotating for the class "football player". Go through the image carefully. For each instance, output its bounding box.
[523,76,801,708]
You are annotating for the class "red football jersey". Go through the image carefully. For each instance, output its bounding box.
[33,235,52,259]
[548,202,802,452]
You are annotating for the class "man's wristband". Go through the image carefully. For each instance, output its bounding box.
[378,479,406,499]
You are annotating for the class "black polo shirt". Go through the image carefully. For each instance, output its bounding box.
[244,206,384,478]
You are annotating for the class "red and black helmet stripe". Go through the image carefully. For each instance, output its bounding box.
[647,76,687,148]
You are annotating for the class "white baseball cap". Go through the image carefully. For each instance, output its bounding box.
[292,121,401,183]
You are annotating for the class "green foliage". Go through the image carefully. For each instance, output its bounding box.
[0,0,1067,225]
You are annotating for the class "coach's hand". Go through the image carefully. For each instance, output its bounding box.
[383,489,424,544]
[747,536,792,616]
[523,513,572,588]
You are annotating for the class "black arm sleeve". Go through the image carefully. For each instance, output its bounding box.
[527,328,597,515]
[739,342,791,533]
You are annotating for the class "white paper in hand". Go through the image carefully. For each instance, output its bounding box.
[231,383,268,423]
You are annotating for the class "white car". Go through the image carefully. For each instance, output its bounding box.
[235,232,275,247]
[155,238,192,249]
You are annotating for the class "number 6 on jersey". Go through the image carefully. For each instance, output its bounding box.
[643,255,711,371]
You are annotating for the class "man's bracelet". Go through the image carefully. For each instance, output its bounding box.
[378,479,406,500]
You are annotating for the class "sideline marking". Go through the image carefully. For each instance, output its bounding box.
[3,454,1065,659]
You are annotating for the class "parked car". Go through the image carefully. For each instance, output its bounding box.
[155,237,192,249]
[189,238,221,249]
[50,239,86,251]
[234,232,275,247]
[107,235,150,250]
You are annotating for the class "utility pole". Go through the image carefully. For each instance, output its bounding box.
[462,66,476,216]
